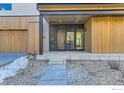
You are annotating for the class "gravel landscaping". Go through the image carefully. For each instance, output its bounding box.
[2,59,48,85]
[67,60,124,85]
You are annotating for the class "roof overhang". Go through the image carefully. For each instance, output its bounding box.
[38,4,124,11]
[38,4,124,15]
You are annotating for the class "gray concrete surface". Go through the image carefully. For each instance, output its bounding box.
[0,53,27,66]
[38,64,67,85]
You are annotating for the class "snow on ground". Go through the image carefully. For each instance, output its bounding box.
[0,57,28,84]
[3,60,48,85]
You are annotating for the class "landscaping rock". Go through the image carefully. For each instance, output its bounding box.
[67,60,124,85]
[108,60,120,70]
[119,61,124,76]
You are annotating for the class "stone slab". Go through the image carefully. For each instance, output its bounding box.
[38,64,67,85]
[46,64,66,70]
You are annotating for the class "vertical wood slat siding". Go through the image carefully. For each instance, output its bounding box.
[28,22,39,54]
[111,17,124,53]
[0,30,28,52]
[11,30,28,52]
[85,18,92,52]
[0,30,10,52]
[0,17,28,29]
[90,16,124,53]
[0,16,40,53]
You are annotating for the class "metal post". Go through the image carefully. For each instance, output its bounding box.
[39,14,43,54]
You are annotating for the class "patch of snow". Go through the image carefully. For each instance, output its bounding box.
[0,57,28,84]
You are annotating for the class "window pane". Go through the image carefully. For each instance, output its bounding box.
[66,30,75,50]
[76,29,83,49]
[0,4,12,11]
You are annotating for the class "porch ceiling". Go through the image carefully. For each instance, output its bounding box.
[44,15,91,24]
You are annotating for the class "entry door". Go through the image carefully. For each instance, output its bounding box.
[57,28,65,50]
[65,29,75,50]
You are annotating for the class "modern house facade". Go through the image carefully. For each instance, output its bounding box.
[0,3,124,54]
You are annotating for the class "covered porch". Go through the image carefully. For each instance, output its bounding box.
[38,4,124,54]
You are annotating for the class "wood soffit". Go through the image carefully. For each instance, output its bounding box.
[38,4,124,11]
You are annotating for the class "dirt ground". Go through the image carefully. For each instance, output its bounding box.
[67,60,124,85]
[2,60,48,85]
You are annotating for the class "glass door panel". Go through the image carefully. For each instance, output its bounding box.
[76,29,83,50]
[49,27,57,50]
[66,29,75,50]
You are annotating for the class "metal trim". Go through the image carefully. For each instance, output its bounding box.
[39,14,43,54]
[0,29,28,31]
[40,10,124,15]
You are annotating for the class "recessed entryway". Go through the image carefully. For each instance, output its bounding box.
[49,24,85,51]
[43,15,91,52]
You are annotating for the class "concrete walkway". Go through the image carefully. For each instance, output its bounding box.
[36,51,124,85]
[38,64,67,85]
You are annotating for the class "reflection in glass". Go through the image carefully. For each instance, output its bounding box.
[76,29,83,49]
[66,31,75,50]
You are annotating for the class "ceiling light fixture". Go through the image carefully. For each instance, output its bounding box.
[75,19,78,23]
[59,20,62,23]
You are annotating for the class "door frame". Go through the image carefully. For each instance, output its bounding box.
[49,24,84,51]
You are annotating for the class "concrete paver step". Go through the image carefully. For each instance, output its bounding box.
[41,70,66,80]
[46,64,66,70]
[38,64,67,85]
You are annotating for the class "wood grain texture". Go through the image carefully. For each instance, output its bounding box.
[39,4,124,11]
[28,22,39,54]
[0,29,28,52]
[0,16,40,53]
[85,17,92,52]
[0,16,40,29]
[57,28,65,49]
[90,16,124,53]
